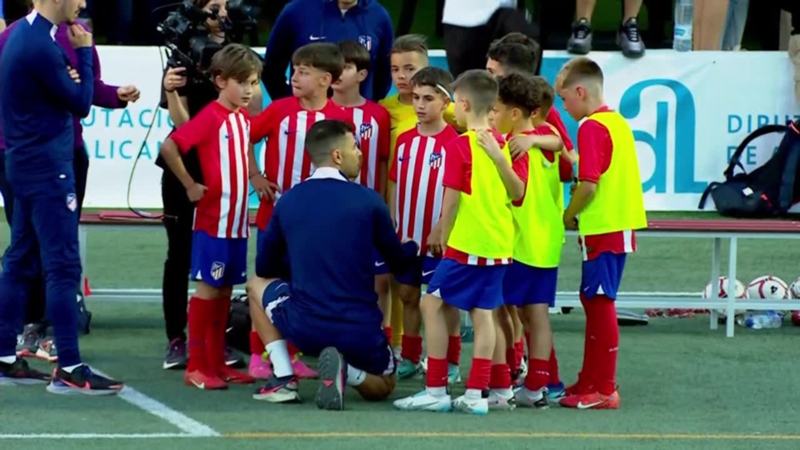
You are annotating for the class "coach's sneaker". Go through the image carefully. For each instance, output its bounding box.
[567,19,593,55]
[547,382,566,401]
[16,324,41,359]
[452,393,489,415]
[291,353,318,379]
[185,369,227,390]
[47,365,123,395]
[163,339,187,370]
[248,352,273,379]
[225,346,245,368]
[253,374,301,403]
[486,388,516,411]
[0,358,51,385]
[394,389,453,412]
[618,18,645,58]
[36,334,57,363]
[315,347,345,411]
[562,390,620,410]
[397,359,421,380]
[514,386,549,409]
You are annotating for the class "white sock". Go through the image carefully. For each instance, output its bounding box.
[492,387,513,397]
[0,355,16,364]
[265,340,292,378]
[464,388,482,400]
[426,386,447,397]
[346,365,366,386]
[62,364,83,373]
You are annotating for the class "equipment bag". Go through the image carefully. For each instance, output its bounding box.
[226,294,251,354]
[698,120,800,218]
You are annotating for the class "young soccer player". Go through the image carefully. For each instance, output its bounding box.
[247,42,348,380]
[394,70,523,415]
[388,67,459,380]
[492,73,565,408]
[555,57,648,410]
[332,40,393,344]
[158,44,261,390]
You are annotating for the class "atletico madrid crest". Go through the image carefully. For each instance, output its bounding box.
[358,35,372,51]
[429,152,442,169]
[360,123,373,140]
[66,193,77,212]
[210,262,225,281]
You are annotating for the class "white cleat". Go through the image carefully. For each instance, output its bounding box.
[393,390,453,412]
[452,394,489,415]
[487,388,516,411]
[514,386,549,409]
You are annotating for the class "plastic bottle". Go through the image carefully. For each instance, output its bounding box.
[738,311,783,329]
[673,0,693,52]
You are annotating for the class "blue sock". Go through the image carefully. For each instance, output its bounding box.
[45,277,82,368]
[0,271,28,358]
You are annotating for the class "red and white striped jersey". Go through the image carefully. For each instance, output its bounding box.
[250,97,347,229]
[340,101,391,191]
[389,125,459,256]
[170,101,250,239]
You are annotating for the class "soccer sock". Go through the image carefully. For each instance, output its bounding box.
[577,293,593,386]
[447,335,461,366]
[425,357,449,393]
[61,363,82,373]
[187,297,214,372]
[465,357,492,392]
[505,347,519,375]
[524,358,550,391]
[206,297,230,370]
[514,338,525,365]
[489,363,512,390]
[346,365,366,386]
[590,295,619,396]
[383,326,393,344]
[548,345,561,385]
[400,335,423,364]
[265,340,293,378]
[249,330,264,356]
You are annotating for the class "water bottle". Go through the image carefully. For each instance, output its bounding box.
[738,311,783,329]
[673,0,693,52]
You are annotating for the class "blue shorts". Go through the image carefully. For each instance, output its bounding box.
[503,262,558,307]
[426,258,506,311]
[373,249,389,275]
[395,256,440,287]
[580,252,627,300]
[190,231,248,288]
[262,280,396,376]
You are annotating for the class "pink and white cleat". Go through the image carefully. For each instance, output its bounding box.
[292,354,318,379]
[248,353,273,380]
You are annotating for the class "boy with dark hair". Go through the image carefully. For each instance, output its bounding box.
[389,67,459,380]
[394,70,523,415]
[246,119,419,409]
[556,57,648,410]
[495,32,542,75]
[486,43,537,78]
[159,44,262,390]
[332,40,393,343]
[247,42,347,381]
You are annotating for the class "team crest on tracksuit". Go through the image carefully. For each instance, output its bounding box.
[66,193,77,212]
[360,123,373,140]
[358,35,372,51]
[429,152,442,170]
[211,262,225,280]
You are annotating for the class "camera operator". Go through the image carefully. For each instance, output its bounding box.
[157,0,272,371]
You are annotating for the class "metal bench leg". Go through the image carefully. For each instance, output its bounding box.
[79,224,87,296]
[725,237,739,338]
[709,237,721,331]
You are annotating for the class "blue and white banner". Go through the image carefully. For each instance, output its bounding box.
[77,47,798,211]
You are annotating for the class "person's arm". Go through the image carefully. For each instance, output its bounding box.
[159,113,210,193]
[439,138,468,245]
[32,28,94,118]
[477,131,524,201]
[386,148,399,224]
[88,35,123,108]
[0,0,5,33]
[510,154,529,207]
[563,121,611,229]
[377,108,391,199]
[373,194,418,275]
[160,67,191,126]
[372,12,394,101]
[255,209,290,279]
[263,4,296,101]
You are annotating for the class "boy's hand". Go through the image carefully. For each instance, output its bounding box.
[186,183,207,203]
[67,66,81,84]
[427,222,444,257]
[563,212,578,231]
[117,85,141,103]
[67,24,93,49]
[250,174,280,201]
[509,134,536,160]
[477,130,504,161]
[570,180,578,195]
[163,67,187,92]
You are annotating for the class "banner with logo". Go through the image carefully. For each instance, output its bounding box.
[66,47,799,211]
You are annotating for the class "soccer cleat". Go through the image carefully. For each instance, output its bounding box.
[216,366,255,384]
[518,358,528,380]
[252,375,301,403]
[291,353,318,379]
[393,346,403,361]
[314,347,346,411]
[618,18,645,58]
[248,352,273,379]
[47,365,123,395]
[547,382,566,401]
[0,358,51,385]
[515,386,549,409]
[35,335,57,363]
[447,363,461,384]
[560,390,620,410]
[184,370,228,390]
[393,389,453,412]
[567,19,593,55]
[396,359,421,380]
[225,346,245,368]
[486,389,516,411]
[15,324,41,359]
[452,394,489,415]
[163,339,187,370]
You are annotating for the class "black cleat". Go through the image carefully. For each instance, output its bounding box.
[0,358,51,385]
[46,365,124,396]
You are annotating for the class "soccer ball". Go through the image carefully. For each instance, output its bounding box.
[702,277,747,318]
[792,311,800,326]
[788,277,800,299]
[747,275,789,317]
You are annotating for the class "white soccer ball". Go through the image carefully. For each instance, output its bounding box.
[789,277,800,299]
[702,277,747,318]
[748,276,790,317]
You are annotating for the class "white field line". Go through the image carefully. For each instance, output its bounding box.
[0,433,200,439]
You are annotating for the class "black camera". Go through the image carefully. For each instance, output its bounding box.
[156,0,259,86]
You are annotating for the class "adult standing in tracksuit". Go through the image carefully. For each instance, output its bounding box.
[263,0,394,102]
[0,3,140,363]
[0,4,121,393]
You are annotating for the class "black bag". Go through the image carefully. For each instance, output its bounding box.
[226,294,251,354]
[699,120,800,218]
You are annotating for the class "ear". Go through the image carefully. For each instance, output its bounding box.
[322,73,333,86]
[331,148,343,164]
[441,97,451,110]
[214,75,227,91]
[461,97,471,113]
[357,69,368,83]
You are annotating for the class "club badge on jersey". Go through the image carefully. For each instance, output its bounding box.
[429,152,443,170]
[211,262,226,281]
[359,35,372,51]
[360,123,373,140]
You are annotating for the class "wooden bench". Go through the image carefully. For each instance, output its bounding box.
[78,213,800,337]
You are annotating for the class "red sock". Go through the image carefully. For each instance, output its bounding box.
[548,345,561,385]
[588,295,619,395]
[514,338,525,363]
[287,341,300,357]
[187,297,214,372]
[524,358,550,391]
[447,335,461,366]
[425,357,448,388]
[249,330,264,355]
[383,326,393,344]
[465,358,492,391]
[206,297,230,371]
[489,363,512,389]
[505,347,519,375]
[401,335,423,364]
[577,293,594,387]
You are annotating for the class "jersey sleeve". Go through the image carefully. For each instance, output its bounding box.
[388,137,401,183]
[511,154,529,207]
[443,137,468,192]
[577,120,613,184]
[546,108,574,151]
[533,125,558,163]
[250,103,276,143]
[170,110,211,154]
[376,106,391,160]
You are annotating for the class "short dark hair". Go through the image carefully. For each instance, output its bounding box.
[451,70,498,115]
[391,34,428,56]
[496,32,542,75]
[487,42,536,76]
[209,44,263,84]
[305,120,356,165]
[410,67,454,98]
[497,73,553,117]
[292,43,345,83]
[529,76,555,115]
[338,40,371,73]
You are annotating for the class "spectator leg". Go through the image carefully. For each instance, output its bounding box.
[623,0,643,21]
[161,173,193,344]
[443,24,490,79]
[108,0,134,44]
[693,0,730,50]
[720,0,749,50]
[576,0,596,21]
